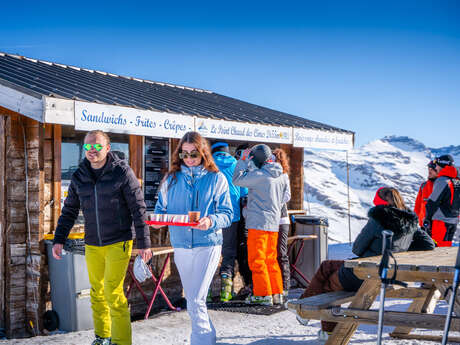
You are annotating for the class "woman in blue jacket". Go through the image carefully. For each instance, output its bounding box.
[154,131,233,345]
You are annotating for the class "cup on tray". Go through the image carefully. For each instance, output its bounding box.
[188,211,201,223]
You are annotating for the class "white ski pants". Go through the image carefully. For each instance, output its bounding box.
[174,245,221,345]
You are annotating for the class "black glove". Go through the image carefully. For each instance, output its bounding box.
[423,220,432,236]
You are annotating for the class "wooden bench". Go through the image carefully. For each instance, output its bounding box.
[289,248,460,344]
[126,246,179,319]
[288,290,356,313]
[288,285,434,315]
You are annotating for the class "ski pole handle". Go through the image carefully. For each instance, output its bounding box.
[379,230,394,279]
[382,230,393,257]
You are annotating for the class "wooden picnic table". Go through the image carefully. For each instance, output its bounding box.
[291,246,460,344]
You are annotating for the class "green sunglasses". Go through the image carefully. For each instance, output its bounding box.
[179,150,201,159]
[83,143,104,151]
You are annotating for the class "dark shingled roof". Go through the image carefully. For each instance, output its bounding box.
[0,52,352,133]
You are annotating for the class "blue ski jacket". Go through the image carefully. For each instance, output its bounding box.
[212,151,247,222]
[154,165,233,249]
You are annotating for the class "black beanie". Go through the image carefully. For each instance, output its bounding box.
[249,144,272,169]
[434,154,454,168]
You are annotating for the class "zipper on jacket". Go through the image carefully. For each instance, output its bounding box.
[123,241,126,252]
[94,184,102,246]
[191,173,194,246]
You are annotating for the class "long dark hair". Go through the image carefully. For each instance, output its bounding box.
[168,132,218,179]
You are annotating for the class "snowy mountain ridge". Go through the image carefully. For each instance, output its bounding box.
[303,136,460,243]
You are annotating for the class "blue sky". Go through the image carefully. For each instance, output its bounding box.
[1,1,459,148]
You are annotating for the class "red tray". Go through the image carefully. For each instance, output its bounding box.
[145,220,199,227]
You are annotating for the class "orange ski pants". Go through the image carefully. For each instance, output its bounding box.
[247,229,283,297]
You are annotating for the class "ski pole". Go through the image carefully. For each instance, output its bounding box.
[441,245,460,345]
[377,230,394,345]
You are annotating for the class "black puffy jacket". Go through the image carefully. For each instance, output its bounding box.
[54,152,151,249]
[339,205,435,291]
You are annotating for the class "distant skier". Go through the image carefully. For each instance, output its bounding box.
[414,160,438,228]
[424,155,460,247]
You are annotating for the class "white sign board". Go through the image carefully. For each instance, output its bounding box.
[61,180,71,209]
[293,128,354,150]
[74,101,194,138]
[195,118,292,144]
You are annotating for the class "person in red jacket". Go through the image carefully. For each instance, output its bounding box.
[414,160,437,228]
[424,155,460,247]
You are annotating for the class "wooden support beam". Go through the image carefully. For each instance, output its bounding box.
[5,114,26,337]
[289,291,356,311]
[325,279,380,345]
[385,286,432,299]
[284,145,303,211]
[352,266,454,284]
[298,306,460,332]
[52,125,61,230]
[390,285,439,337]
[129,135,143,180]
[170,138,179,157]
[390,333,460,343]
[0,115,5,328]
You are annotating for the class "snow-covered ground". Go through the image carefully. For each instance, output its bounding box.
[3,305,459,345]
[2,244,459,345]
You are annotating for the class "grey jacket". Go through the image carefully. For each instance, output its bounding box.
[232,159,290,232]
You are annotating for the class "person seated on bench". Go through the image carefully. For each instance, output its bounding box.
[297,187,435,341]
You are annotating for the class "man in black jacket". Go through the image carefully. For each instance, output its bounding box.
[52,130,151,345]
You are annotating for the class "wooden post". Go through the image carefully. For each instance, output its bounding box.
[2,114,45,337]
[52,125,61,230]
[325,279,380,345]
[23,117,41,336]
[129,135,143,180]
[0,114,6,329]
[346,150,351,243]
[43,124,62,233]
[285,145,304,211]
[5,114,27,338]
[170,138,179,157]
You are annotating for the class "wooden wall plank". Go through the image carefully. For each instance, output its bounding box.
[52,125,61,230]
[170,138,179,170]
[3,115,44,337]
[5,114,23,337]
[23,118,42,335]
[0,115,6,328]
[129,135,143,180]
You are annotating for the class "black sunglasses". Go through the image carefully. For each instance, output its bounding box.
[179,150,201,159]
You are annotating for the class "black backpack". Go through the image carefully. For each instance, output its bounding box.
[449,178,460,216]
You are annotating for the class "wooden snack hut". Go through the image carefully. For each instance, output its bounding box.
[0,52,354,337]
